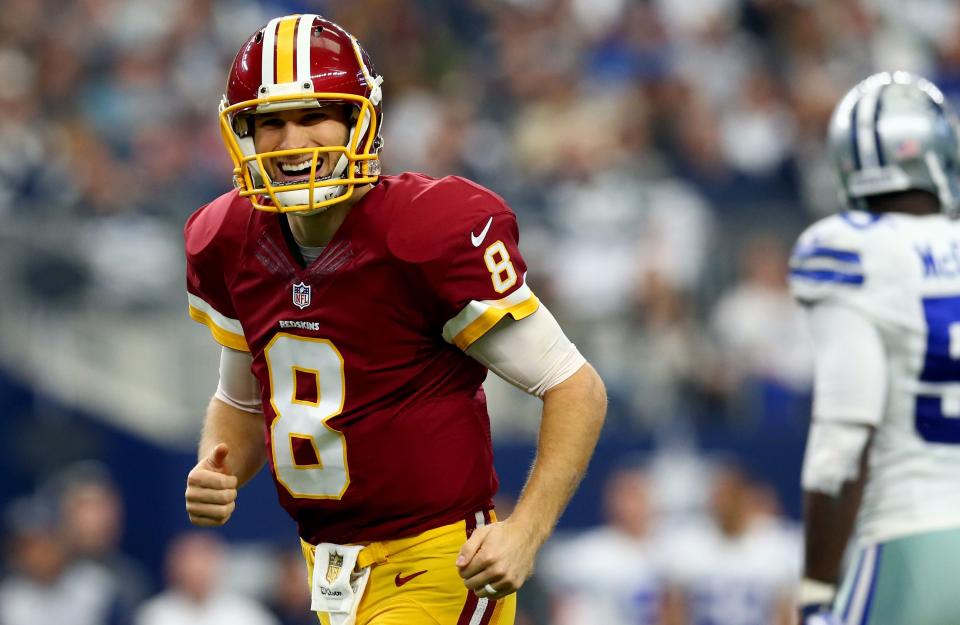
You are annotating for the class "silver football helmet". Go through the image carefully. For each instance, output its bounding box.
[827,71,960,216]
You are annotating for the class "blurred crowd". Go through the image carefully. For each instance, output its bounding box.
[0,462,311,625]
[6,0,960,434]
[0,457,799,625]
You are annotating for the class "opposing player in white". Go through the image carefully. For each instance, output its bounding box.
[793,71,960,625]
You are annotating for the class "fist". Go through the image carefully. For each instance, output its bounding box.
[456,520,538,599]
[185,444,239,526]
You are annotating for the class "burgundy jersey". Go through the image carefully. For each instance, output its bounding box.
[184,173,539,544]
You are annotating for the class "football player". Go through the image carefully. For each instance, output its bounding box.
[792,71,960,625]
[181,14,606,625]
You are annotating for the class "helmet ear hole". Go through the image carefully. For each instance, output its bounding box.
[254,31,263,43]
[234,115,250,138]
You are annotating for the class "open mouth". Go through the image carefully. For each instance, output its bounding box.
[270,157,330,185]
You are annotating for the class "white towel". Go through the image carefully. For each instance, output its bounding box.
[310,543,372,625]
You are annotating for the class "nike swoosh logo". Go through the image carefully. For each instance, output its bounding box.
[394,570,428,587]
[470,217,493,247]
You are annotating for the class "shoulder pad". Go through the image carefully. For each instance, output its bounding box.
[183,190,249,351]
[386,175,514,264]
[183,189,247,261]
[789,212,877,304]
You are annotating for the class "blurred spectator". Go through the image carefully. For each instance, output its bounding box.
[933,9,960,112]
[0,495,128,625]
[540,462,672,625]
[710,233,812,424]
[615,273,718,430]
[662,463,800,625]
[542,167,716,430]
[51,462,152,614]
[264,548,314,625]
[718,67,796,181]
[134,531,278,625]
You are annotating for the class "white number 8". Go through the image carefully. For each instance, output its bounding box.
[484,240,517,293]
[264,333,349,499]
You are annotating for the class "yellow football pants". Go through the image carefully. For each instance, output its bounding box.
[301,514,516,625]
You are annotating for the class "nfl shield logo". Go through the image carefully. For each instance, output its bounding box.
[292,282,311,309]
[326,552,344,584]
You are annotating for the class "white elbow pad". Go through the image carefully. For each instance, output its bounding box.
[465,305,586,397]
[801,421,871,496]
[215,346,262,413]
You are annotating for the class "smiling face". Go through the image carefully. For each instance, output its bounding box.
[252,105,352,186]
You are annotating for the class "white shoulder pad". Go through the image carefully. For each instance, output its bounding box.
[789,211,881,305]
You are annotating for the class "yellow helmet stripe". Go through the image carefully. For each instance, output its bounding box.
[276,15,300,84]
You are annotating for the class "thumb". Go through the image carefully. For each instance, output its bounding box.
[456,524,491,568]
[204,443,231,472]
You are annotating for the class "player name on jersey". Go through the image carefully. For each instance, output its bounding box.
[915,241,960,278]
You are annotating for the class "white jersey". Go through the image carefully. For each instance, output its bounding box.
[790,210,960,543]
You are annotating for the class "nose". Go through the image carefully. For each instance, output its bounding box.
[276,121,312,150]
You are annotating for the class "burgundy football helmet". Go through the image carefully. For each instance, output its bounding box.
[219,14,384,213]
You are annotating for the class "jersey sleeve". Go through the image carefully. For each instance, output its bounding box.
[789,214,870,306]
[805,303,887,424]
[389,177,540,350]
[791,214,891,425]
[183,202,249,352]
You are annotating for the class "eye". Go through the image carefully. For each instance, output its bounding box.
[302,111,330,124]
[256,116,284,129]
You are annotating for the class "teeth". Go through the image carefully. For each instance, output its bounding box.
[279,160,314,174]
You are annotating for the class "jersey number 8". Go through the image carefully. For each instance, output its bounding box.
[264,333,349,499]
[484,240,517,293]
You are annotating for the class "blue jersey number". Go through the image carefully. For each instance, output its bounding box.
[917,296,960,443]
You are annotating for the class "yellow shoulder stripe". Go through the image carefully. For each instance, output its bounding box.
[452,295,540,350]
[188,306,250,352]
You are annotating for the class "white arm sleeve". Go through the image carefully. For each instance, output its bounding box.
[800,303,885,495]
[801,421,872,495]
[806,303,887,424]
[214,346,263,414]
[465,304,586,398]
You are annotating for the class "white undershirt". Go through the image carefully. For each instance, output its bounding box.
[299,244,325,264]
